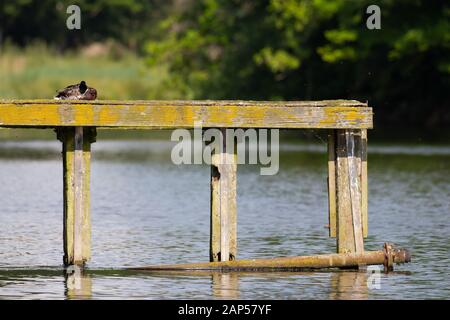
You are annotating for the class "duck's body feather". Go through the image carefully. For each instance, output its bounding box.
[54,81,97,100]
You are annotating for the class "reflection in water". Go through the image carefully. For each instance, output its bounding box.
[330,271,368,300]
[214,270,372,300]
[211,273,239,299]
[64,267,92,300]
[134,269,373,300]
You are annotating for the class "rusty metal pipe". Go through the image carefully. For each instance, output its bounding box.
[131,243,410,272]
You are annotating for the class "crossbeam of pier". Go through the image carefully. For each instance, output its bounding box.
[0,99,372,129]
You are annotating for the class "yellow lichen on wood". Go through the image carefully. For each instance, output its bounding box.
[73,127,84,263]
[0,100,372,129]
[81,129,92,261]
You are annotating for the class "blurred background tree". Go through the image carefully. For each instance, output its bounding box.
[147,0,450,130]
[1,0,449,132]
[1,0,170,51]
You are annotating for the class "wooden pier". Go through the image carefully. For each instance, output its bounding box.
[0,99,409,270]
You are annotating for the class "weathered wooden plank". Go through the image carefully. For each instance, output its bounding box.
[328,130,337,237]
[0,100,372,129]
[361,129,368,238]
[58,127,95,266]
[346,130,364,253]
[228,153,237,262]
[219,154,230,263]
[210,156,221,262]
[73,127,84,263]
[210,129,237,262]
[225,129,238,261]
[336,130,356,254]
[81,128,95,262]
[336,130,353,253]
[60,129,75,265]
[335,130,365,254]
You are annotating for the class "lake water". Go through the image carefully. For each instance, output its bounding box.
[0,135,449,299]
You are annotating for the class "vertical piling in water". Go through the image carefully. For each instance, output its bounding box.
[361,129,368,238]
[210,129,237,262]
[332,129,365,255]
[329,129,368,240]
[57,127,96,266]
[328,131,337,238]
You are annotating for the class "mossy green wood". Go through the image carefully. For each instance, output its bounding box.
[58,127,95,265]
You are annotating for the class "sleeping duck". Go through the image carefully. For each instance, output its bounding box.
[54,80,97,100]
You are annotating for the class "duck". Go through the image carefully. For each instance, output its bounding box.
[54,80,97,100]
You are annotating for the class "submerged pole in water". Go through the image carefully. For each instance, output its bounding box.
[131,243,410,273]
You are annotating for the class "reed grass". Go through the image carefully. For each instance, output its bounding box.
[0,43,181,100]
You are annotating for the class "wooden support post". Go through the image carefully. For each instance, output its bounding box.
[327,130,337,237]
[361,129,368,238]
[73,126,84,263]
[210,129,237,262]
[335,129,365,254]
[57,127,96,266]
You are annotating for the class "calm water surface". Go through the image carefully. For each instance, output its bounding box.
[0,136,449,299]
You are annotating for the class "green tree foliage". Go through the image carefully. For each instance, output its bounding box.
[1,0,169,51]
[147,0,450,128]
